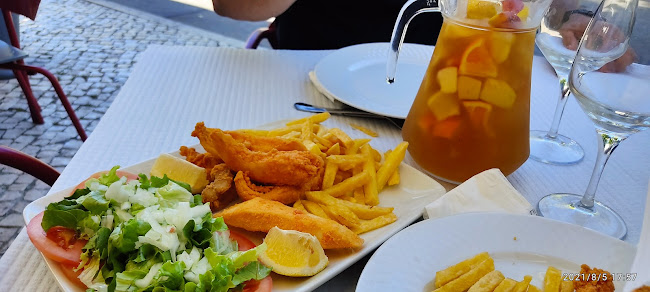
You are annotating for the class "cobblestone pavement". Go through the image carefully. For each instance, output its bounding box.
[0,0,238,255]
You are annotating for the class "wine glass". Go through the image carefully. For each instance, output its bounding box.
[530,0,600,164]
[537,0,647,239]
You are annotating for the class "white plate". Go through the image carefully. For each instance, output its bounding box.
[312,42,433,119]
[23,147,446,292]
[356,213,637,292]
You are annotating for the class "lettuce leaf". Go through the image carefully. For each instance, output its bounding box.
[98,165,121,186]
[157,181,193,203]
[232,262,272,287]
[41,208,88,231]
[109,218,151,253]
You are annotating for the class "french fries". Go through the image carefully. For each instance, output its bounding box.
[433,253,577,292]
[277,114,408,235]
[544,266,561,292]
[468,270,505,292]
[435,252,491,288]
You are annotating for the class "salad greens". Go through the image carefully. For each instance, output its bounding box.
[42,166,271,292]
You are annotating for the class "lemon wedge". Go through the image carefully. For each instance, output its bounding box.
[259,227,328,277]
[150,153,209,193]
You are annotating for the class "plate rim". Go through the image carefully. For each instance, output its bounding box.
[313,42,434,119]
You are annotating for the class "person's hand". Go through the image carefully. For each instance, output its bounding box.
[558,13,591,50]
[558,13,636,72]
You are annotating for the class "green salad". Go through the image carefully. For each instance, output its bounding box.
[40,166,271,292]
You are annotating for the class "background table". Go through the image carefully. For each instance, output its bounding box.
[1,45,648,291]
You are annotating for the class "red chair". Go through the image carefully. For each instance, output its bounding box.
[0,1,87,141]
[245,21,278,49]
[0,145,59,186]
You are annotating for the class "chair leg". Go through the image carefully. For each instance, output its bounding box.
[12,69,44,124]
[4,63,88,141]
[32,67,87,141]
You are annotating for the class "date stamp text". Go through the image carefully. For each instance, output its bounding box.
[562,273,637,281]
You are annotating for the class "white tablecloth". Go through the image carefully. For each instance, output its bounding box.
[1,45,648,291]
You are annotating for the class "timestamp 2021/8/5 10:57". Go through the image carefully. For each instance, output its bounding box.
[562,273,638,282]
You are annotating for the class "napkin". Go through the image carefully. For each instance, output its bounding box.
[624,180,650,292]
[308,71,336,102]
[423,168,535,220]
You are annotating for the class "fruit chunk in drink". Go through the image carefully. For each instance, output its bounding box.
[402,13,536,183]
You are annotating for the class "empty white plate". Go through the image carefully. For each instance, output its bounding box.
[312,42,433,119]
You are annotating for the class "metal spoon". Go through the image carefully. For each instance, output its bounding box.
[294,102,404,129]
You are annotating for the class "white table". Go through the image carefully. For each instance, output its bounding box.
[1,45,648,291]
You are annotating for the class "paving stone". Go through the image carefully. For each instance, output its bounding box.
[24,189,48,202]
[14,174,37,185]
[0,174,18,185]
[0,201,13,217]
[0,227,18,242]
[0,213,25,227]
[12,201,29,213]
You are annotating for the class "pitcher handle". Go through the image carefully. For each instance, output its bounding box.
[387,0,441,83]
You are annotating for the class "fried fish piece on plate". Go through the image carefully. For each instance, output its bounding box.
[233,171,304,205]
[192,122,324,187]
[179,145,223,173]
[216,197,364,249]
[201,163,238,211]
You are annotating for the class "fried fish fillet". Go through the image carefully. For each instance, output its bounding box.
[233,171,304,205]
[201,163,237,211]
[193,123,324,187]
[179,146,223,177]
[216,197,364,249]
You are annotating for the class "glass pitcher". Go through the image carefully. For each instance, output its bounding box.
[389,0,552,183]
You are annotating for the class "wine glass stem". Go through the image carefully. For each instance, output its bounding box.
[546,76,571,139]
[579,132,622,208]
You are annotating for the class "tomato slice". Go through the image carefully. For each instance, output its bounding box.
[27,212,87,266]
[59,264,86,289]
[229,230,273,292]
[73,170,139,192]
[46,226,78,249]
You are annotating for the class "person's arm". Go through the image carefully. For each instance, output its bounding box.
[212,0,296,21]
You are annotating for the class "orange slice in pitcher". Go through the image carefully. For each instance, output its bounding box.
[462,101,494,136]
[459,39,498,78]
[432,117,463,139]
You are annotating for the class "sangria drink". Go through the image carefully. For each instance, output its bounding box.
[400,0,539,183]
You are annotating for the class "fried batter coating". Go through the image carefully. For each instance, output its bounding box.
[201,164,237,211]
[216,197,364,249]
[179,146,223,176]
[226,130,307,152]
[233,171,304,205]
[573,264,615,292]
[193,123,324,187]
[634,286,650,292]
